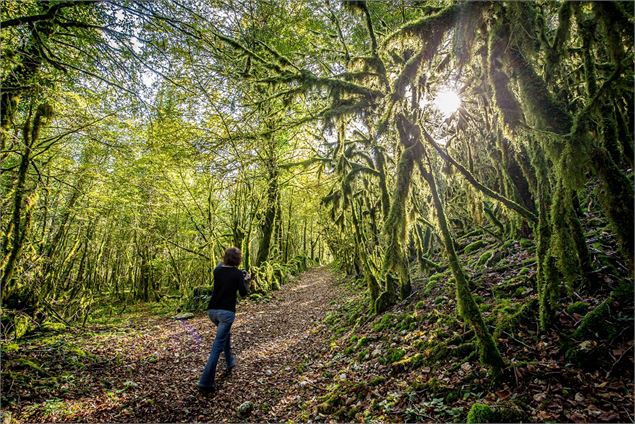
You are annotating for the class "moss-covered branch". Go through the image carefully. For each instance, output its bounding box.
[422,128,537,223]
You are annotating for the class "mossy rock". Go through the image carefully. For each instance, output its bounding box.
[238,401,255,416]
[466,401,525,423]
[476,250,494,266]
[464,240,488,254]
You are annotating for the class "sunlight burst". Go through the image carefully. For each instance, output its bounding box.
[433,87,461,117]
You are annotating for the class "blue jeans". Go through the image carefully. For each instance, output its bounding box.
[198,309,236,389]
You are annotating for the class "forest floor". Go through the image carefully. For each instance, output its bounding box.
[3,246,634,423]
[2,267,350,422]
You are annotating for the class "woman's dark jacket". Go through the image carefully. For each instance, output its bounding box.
[207,265,249,312]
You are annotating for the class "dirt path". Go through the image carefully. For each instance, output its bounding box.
[14,267,346,422]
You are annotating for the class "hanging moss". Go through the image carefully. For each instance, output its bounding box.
[378,114,424,305]
[494,11,572,143]
[452,1,486,68]
[383,4,459,47]
[423,129,536,223]
[593,2,632,64]
[531,147,556,330]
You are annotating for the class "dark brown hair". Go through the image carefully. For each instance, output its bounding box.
[223,247,242,267]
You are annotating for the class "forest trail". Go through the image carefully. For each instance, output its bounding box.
[11,267,347,423]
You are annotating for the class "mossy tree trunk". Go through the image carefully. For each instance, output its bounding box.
[375,113,422,313]
[417,153,504,375]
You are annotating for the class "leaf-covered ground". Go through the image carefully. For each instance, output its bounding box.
[295,233,634,423]
[2,249,633,423]
[2,267,349,422]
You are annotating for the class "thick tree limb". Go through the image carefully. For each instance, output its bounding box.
[0,1,97,29]
[421,127,537,223]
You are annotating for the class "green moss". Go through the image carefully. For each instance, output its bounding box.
[369,376,385,386]
[476,250,494,266]
[494,299,536,339]
[519,238,533,248]
[398,313,418,330]
[356,336,369,348]
[566,301,590,314]
[463,240,488,254]
[372,313,393,332]
[424,272,448,295]
[433,295,446,305]
[380,347,406,364]
[15,358,45,373]
[357,349,369,361]
[572,299,610,339]
[520,257,536,266]
[466,403,497,423]
[501,239,515,249]
[42,322,67,332]
[2,342,19,353]
[392,353,424,370]
[446,391,460,402]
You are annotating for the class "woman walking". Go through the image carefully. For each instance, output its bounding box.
[198,247,249,393]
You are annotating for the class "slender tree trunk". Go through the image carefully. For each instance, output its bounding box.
[417,157,504,375]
